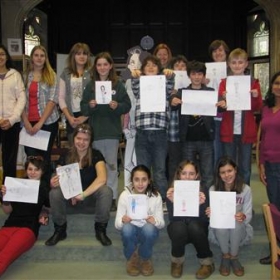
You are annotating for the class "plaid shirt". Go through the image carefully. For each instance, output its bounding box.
[167,109,180,142]
[131,74,174,130]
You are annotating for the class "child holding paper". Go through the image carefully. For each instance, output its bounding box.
[130,54,174,210]
[0,156,49,277]
[115,164,165,276]
[166,160,214,279]
[170,60,215,190]
[216,48,262,185]
[206,156,253,277]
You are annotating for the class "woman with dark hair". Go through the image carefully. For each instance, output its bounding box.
[0,156,49,277]
[0,44,26,182]
[45,123,113,246]
[206,156,253,277]
[115,164,164,276]
[208,40,230,63]
[258,71,280,265]
[81,52,131,211]
[166,160,214,279]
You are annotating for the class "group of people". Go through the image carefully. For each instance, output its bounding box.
[0,37,278,278]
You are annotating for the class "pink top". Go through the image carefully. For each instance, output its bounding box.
[260,106,280,164]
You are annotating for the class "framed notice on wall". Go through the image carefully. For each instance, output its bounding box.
[7,38,22,56]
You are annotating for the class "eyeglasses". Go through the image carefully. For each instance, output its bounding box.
[27,155,44,161]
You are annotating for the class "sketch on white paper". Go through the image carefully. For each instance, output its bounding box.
[95,81,112,104]
[206,62,227,90]
[173,180,200,217]
[56,163,82,199]
[209,191,236,228]
[181,90,218,116]
[174,71,191,90]
[19,127,51,151]
[4,177,39,203]
[226,76,251,110]
[140,75,166,112]
[127,194,148,219]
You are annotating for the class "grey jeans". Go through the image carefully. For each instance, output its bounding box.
[49,185,113,226]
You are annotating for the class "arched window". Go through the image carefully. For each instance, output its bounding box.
[247,9,270,97]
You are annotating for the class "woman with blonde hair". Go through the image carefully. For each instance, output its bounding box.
[21,45,59,184]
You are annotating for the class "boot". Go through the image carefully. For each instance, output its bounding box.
[126,250,140,276]
[140,259,154,276]
[171,256,184,278]
[95,222,112,246]
[45,223,67,246]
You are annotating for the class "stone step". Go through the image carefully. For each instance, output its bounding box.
[1,211,268,263]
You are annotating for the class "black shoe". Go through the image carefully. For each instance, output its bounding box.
[96,231,112,246]
[45,223,67,246]
[95,222,112,246]
[110,199,117,212]
[45,231,67,246]
[259,255,271,265]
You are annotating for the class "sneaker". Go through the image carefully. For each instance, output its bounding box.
[195,264,215,279]
[162,201,168,213]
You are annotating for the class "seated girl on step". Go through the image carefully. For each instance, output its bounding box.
[115,164,165,276]
[0,156,49,277]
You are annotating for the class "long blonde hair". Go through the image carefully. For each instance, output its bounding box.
[26,45,56,86]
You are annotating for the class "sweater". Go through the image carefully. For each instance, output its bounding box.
[81,79,131,140]
[115,186,165,229]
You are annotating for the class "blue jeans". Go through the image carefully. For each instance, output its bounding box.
[265,161,280,210]
[222,135,252,186]
[182,141,214,189]
[135,129,168,199]
[121,223,159,260]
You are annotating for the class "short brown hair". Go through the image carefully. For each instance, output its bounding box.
[208,40,230,58]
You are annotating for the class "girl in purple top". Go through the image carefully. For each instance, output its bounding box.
[258,71,280,265]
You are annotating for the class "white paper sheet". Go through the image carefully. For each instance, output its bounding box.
[127,194,148,219]
[226,75,251,110]
[19,127,51,151]
[181,90,218,116]
[4,177,39,203]
[210,191,236,228]
[205,62,227,91]
[174,71,191,90]
[173,180,200,217]
[95,81,112,104]
[56,163,83,199]
[140,75,166,112]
